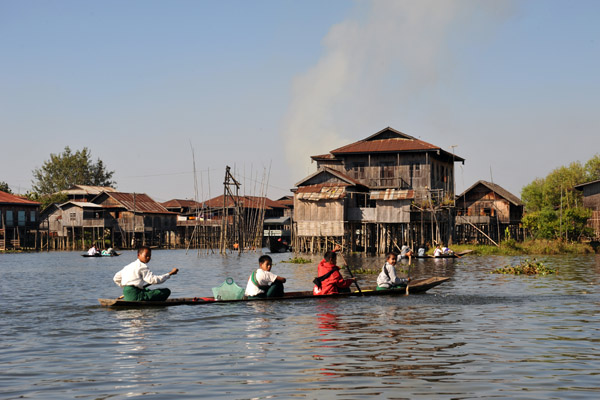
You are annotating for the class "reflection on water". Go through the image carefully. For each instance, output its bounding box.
[0,251,599,399]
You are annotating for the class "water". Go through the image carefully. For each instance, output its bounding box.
[1,250,599,399]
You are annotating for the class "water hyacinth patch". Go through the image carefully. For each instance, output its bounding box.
[281,257,312,264]
[491,259,558,275]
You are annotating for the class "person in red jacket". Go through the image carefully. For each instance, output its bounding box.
[313,249,356,295]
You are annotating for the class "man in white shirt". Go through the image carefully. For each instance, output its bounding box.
[88,245,98,256]
[113,246,178,301]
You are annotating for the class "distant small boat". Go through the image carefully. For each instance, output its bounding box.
[416,250,472,259]
[269,237,291,253]
[98,276,450,308]
[82,252,120,257]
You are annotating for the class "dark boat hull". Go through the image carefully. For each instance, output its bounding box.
[98,276,450,308]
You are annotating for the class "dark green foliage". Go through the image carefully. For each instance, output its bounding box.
[31,147,115,196]
[26,192,68,211]
[521,154,599,241]
[0,181,12,193]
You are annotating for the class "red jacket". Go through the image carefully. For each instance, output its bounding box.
[313,259,354,295]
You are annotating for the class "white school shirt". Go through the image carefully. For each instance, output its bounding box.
[245,268,278,296]
[113,259,171,289]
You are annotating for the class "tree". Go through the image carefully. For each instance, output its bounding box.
[584,154,600,181]
[521,155,597,241]
[0,181,12,193]
[31,147,115,196]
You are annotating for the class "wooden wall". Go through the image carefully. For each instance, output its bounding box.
[294,198,344,237]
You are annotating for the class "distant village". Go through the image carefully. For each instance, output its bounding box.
[2,127,599,253]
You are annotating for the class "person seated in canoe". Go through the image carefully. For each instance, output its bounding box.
[87,245,98,256]
[245,255,286,298]
[113,246,178,301]
[313,249,356,295]
[442,245,454,255]
[376,252,410,290]
[417,243,427,257]
[399,242,413,260]
[433,244,443,257]
[101,247,115,256]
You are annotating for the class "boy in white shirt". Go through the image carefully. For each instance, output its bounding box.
[245,255,286,298]
[113,246,178,301]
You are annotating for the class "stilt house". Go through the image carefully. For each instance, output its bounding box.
[575,179,600,239]
[39,192,177,250]
[92,192,177,249]
[0,190,41,250]
[455,180,524,244]
[292,127,465,254]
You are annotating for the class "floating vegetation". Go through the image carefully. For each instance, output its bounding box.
[491,259,558,275]
[353,268,379,275]
[281,257,312,264]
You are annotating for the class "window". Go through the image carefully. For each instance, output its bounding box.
[70,212,76,221]
[379,162,394,176]
[353,162,366,179]
[18,211,26,226]
[30,211,36,222]
[6,211,13,226]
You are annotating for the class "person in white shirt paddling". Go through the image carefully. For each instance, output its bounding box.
[113,246,178,301]
[245,255,286,298]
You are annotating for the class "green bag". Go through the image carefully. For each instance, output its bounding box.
[212,277,245,300]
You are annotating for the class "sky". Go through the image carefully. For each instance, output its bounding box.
[1,0,599,203]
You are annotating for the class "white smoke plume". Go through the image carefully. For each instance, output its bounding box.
[281,0,513,181]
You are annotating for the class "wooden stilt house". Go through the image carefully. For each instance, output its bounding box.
[0,190,41,250]
[454,180,524,244]
[575,179,600,240]
[292,127,465,254]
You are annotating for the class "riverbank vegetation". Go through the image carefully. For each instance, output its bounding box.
[450,239,595,256]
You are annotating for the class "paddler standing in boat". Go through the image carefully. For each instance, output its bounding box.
[376,252,410,290]
[313,246,356,295]
[113,246,178,301]
[245,255,286,298]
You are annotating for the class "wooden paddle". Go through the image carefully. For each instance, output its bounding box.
[405,259,412,295]
[335,246,362,295]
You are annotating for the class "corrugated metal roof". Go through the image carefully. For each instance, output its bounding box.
[0,190,40,206]
[294,167,365,188]
[203,195,288,210]
[370,189,414,201]
[331,138,440,154]
[326,127,465,161]
[296,184,347,200]
[61,185,117,195]
[161,199,204,208]
[63,201,104,208]
[264,216,291,224]
[457,180,523,206]
[102,192,174,214]
[310,153,338,161]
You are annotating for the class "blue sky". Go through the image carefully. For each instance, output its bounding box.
[1,0,598,203]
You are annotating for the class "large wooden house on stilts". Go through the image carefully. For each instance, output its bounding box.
[291,127,465,254]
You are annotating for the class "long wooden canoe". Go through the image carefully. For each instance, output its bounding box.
[82,253,120,257]
[98,276,450,308]
[415,250,473,259]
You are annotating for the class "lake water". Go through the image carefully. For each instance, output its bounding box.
[1,250,599,399]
